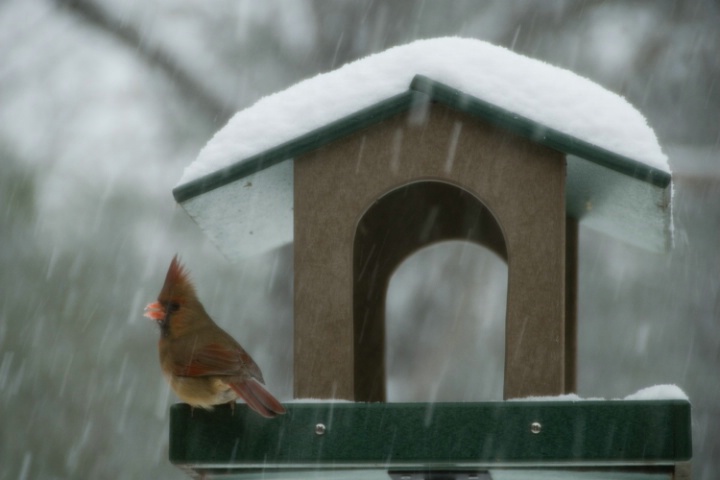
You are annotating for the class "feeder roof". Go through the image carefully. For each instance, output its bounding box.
[174,37,673,259]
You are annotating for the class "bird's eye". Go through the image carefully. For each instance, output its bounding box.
[168,302,180,313]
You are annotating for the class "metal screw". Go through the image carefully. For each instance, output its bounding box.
[315,423,326,436]
[530,421,542,434]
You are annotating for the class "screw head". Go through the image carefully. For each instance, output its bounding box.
[530,421,542,434]
[315,423,326,436]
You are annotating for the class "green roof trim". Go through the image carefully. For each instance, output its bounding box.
[173,91,423,203]
[169,400,691,477]
[410,76,671,189]
[173,75,670,204]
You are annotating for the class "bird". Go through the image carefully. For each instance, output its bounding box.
[144,255,285,418]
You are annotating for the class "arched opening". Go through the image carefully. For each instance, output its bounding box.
[353,180,507,402]
[386,240,507,402]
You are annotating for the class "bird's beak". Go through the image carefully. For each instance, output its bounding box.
[144,301,165,320]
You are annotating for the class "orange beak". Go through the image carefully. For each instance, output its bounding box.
[144,301,165,321]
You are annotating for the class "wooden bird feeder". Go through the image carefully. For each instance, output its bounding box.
[168,40,690,480]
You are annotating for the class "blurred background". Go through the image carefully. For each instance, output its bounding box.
[0,0,718,478]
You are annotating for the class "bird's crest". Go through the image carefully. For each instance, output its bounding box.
[158,255,198,304]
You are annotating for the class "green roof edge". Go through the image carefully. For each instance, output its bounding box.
[173,75,671,203]
[410,75,671,189]
[172,90,421,203]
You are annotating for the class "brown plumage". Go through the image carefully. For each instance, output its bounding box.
[144,255,285,418]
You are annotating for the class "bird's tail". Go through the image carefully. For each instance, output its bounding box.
[229,378,286,418]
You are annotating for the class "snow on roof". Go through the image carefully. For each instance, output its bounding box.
[180,37,668,186]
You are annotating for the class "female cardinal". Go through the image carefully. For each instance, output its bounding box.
[144,255,285,418]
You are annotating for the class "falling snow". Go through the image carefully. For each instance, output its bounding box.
[0,1,718,479]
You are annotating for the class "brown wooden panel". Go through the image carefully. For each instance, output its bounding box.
[294,103,566,400]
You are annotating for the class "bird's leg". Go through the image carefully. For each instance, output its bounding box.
[227,400,235,416]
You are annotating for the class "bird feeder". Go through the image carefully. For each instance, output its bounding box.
[168,39,690,480]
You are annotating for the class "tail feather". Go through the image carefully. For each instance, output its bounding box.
[230,379,286,418]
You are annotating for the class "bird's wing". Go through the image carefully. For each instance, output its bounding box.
[172,342,263,381]
[228,378,286,418]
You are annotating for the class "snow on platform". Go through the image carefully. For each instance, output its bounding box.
[287,385,689,403]
[512,384,689,402]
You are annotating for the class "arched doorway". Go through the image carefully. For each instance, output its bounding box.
[353,180,507,402]
[386,240,507,402]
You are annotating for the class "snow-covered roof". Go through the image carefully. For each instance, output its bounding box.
[174,37,673,259]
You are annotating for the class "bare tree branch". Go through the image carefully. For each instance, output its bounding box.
[52,0,232,126]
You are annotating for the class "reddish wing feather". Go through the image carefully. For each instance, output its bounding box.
[173,343,262,381]
[229,379,286,418]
